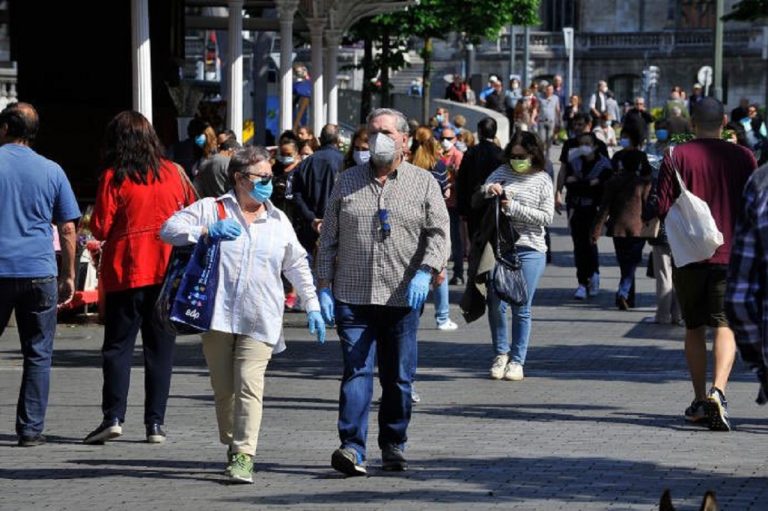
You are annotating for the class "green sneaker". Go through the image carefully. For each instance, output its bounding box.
[227,452,254,484]
[223,447,235,476]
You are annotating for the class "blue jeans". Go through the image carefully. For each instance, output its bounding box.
[613,237,645,299]
[432,278,450,325]
[448,208,464,280]
[0,276,58,438]
[335,302,419,459]
[487,248,547,365]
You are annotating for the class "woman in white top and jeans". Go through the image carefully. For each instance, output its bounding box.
[481,131,554,381]
[160,146,325,483]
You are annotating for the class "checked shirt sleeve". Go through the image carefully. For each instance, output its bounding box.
[726,175,766,372]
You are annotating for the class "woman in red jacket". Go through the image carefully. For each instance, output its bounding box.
[84,111,196,445]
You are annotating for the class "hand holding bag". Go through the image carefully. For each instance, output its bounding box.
[491,196,529,306]
[156,200,226,334]
[663,147,724,267]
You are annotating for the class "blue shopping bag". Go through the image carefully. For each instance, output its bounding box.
[169,235,222,332]
[156,200,226,334]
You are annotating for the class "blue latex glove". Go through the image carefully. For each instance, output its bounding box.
[308,311,326,344]
[319,288,335,325]
[208,219,242,240]
[407,270,432,310]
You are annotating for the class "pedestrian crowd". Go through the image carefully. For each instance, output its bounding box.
[1,74,768,486]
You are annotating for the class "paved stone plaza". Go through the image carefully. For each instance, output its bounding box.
[2,213,768,510]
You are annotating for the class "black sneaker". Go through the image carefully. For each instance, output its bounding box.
[684,399,707,424]
[331,447,367,476]
[382,445,408,472]
[83,418,122,444]
[18,434,46,447]
[448,276,464,286]
[706,387,732,431]
[146,423,166,443]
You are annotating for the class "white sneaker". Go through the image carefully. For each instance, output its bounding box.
[490,354,509,380]
[503,362,524,381]
[437,319,458,331]
[573,285,587,300]
[588,273,600,296]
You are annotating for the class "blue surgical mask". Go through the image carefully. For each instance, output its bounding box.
[249,180,273,203]
[278,155,295,165]
[195,134,206,147]
[436,114,444,124]
[655,129,669,142]
[619,138,631,148]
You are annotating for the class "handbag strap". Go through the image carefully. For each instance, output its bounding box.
[215,200,226,220]
[666,146,688,194]
[494,195,517,258]
[174,162,200,204]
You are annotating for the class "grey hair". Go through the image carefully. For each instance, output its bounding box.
[366,108,409,134]
[227,145,271,185]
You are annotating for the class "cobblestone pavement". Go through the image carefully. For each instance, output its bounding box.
[3,196,768,510]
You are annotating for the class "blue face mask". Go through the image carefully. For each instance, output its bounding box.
[619,138,631,149]
[436,114,444,124]
[249,180,273,203]
[655,129,669,142]
[194,134,206,147]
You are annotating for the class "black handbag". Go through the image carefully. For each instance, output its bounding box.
[490,196,528,306]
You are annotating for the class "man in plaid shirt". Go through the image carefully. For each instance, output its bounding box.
[316,108,449,476]
[726,164,768,406]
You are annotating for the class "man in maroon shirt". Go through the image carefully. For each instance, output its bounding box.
[657,97,757,431]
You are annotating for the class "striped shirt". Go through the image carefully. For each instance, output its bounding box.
[481,165,554,253]
[316,160,450,307]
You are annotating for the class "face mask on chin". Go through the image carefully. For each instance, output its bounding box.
[369,133,398,167]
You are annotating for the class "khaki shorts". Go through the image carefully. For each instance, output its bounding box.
[672,263,728,329]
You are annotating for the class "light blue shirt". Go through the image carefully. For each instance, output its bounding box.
[0,144,80,277]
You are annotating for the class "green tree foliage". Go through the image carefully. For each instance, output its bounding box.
[722,0,768,21]
[347,0,541,122]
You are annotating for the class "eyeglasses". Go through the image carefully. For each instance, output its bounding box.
[378,208,391,239]
[241,172,273,185]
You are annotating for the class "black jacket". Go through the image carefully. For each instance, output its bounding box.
[456,140,503,227]
[291,145,343,250]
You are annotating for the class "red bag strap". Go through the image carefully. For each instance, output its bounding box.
[216,200,226,220]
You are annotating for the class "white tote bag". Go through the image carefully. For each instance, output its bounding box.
[664,148,724,267]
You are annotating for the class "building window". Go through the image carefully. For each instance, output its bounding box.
[609,74,641,106]
[679,0,716,29]
[539,0,580,31]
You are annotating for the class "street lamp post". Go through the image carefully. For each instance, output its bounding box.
[562,27,574,99]
[713,0,724,101]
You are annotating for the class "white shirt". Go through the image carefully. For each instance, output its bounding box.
[160,192,319,353]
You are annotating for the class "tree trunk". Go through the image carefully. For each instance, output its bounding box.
[360,36,374,124]
[421,36,433,124]
[380,26,391,108]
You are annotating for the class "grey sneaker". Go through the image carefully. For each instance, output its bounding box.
[706,387,732,431]
[490,354,509,380]
[382,445,408,471]
[331,447,367,476]
[411,384,421,404]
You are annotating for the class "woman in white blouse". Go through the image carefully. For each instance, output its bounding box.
[481,130,554,383]
[160,146,325,484]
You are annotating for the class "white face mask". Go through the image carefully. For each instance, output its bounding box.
[441,139,454,151]
[353,150,371,166]
[369,133,397,166]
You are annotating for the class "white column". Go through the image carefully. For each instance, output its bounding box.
[278,1,298,135]
[325,30,341,126]
[227,0,244,142]
[131,0,153,122]
[308,19,326,135]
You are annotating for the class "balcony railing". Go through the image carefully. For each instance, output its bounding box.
[488,28,764,55]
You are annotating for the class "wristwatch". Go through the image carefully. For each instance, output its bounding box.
[419,264,438,276]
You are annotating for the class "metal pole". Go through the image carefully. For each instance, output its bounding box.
[522,25,530,88]
[131,0,152,123]
[713,0,724,101]
[227,0,244,142]
[509,25,516,80]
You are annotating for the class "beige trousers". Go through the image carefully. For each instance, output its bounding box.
[201,331,273,456]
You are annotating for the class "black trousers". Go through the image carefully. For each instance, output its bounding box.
[101,285,176,425]
[569,205,600,285]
